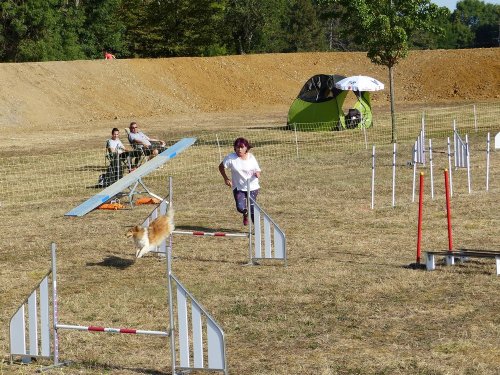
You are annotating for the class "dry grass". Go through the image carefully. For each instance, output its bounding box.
[1,117,499,375]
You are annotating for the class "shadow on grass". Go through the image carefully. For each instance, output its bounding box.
[78,360,170,375]
[86,256,135,270]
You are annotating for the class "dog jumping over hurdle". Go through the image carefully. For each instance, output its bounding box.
[126,207,174,258]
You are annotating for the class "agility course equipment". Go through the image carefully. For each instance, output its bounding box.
[142,177,287,265]
[425,249,500,275]
[419,170,500,275]
[453,123,471,194]
[65,138,197,217]
[9,243,228,374]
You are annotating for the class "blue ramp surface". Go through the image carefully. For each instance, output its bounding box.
[65,137,196,217]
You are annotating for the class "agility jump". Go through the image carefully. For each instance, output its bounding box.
[9,243,228,374]
[143,177,287,265]
[65,138,197,217]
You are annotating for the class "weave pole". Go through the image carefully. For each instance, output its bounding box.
[444,169,453,252]
[371,145,375,209]
[416,173,424,264]
[392,143,396,207]
[429,139,434,200]
[447,137,453,197]
[486,133,490,191]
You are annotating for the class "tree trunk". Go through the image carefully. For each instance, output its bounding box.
[389,65,396,143]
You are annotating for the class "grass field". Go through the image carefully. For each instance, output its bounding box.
[1,107,499,375]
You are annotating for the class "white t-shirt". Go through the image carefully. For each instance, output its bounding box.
[106,139,125,154]
[128,131,151,147]
[223,152,261,191]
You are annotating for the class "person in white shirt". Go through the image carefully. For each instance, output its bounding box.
[128,122,166,159]
[101,128,130,187]
[106,128,126,154]
[218,137,261,226]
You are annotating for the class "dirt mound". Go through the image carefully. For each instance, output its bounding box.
[0,48,498,129]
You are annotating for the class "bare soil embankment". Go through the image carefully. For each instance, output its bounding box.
[0,48,498,131]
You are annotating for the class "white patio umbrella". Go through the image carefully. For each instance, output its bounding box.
[334,75,384,92]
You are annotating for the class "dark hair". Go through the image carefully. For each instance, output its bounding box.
[233,137,252,151]
[111,127,119,134]
[129,121,137,129]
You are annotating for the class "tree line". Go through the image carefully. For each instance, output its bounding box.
[0,0,498,62]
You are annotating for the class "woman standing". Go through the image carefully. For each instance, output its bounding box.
[219,138,261,226]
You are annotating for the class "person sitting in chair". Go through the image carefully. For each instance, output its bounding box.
[107,128,127,155]
[128,122,166,159]
[100,128,131,187]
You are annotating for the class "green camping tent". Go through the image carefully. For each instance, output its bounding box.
[288,74,378,131]
[287,74,347,131]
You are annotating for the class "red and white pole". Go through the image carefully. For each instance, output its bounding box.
[172,230,248,238]
[56,324,169,337]
[444,169,453,252]
[416,172,424,264]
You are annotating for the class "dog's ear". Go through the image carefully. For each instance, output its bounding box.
[125,227,135,237]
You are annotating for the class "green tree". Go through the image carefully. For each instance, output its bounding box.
[79,0,127,59]
[144,0,225,57]
[283,0,324,52]
[454,0,500,47]
[0,0,84,62]
[337,0,441,142]
[224,0,266,54]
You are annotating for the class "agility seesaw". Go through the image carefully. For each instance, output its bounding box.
[65,138,196,217]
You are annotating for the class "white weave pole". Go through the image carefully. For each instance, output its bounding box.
[392,143,396,207]
[486,132,491,191]
[473,104,478,132]
[371,145,375,209]
[363,126,368,150]
[429,139,434,200]
[412,141,417,203]
[466,134,471,194]
[447,137,454,197]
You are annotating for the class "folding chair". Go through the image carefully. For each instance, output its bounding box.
[100,149,133,187]
[124,128,147,169]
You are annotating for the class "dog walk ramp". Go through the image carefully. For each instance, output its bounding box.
[65,138,196,217]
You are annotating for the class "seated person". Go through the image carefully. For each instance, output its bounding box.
[107,127,127,155]
[128,122,166,159]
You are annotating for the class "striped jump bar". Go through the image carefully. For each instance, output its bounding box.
[172,230,248,238]
[57,324,169,337]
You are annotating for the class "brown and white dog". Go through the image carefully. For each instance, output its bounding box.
[126,207,174,258]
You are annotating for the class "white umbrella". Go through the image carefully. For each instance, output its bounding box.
[334,75,384,92]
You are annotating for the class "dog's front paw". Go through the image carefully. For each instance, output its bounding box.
[136,246,149,258]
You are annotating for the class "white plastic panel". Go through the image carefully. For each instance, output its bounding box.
[159,199,167,215]
[176,287,190,367]
[207,319,225,370]
[39,277,51,357]
[10,306,26,355]
[253,206,262,258]
[191,302,203,368]
[28,291,38,356]
[264,216,272,258]
[274,227,285,259]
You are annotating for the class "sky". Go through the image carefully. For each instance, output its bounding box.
[431,0,500,11]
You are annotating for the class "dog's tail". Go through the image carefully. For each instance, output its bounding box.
[166,205,175,234]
